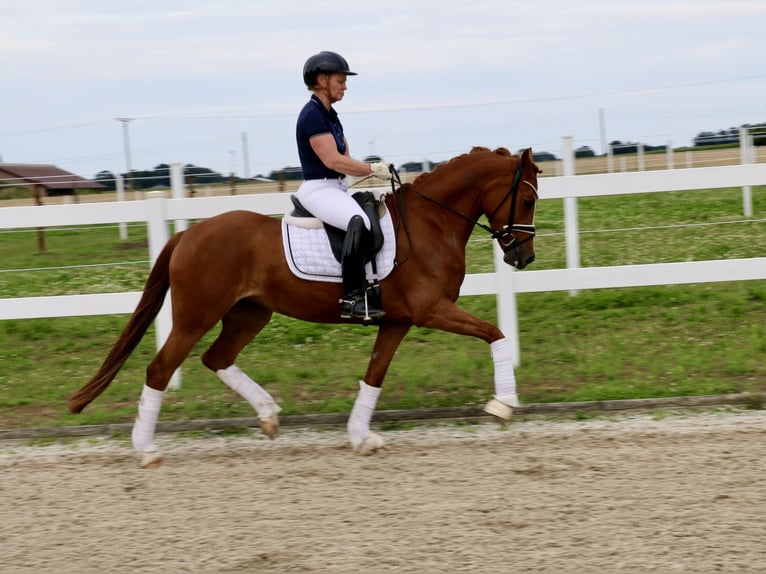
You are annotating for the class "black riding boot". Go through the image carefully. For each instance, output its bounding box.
[340,215,385,321]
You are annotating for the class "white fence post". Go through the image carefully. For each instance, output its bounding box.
[561,136,580,296]
[170,162,188,232]
[607,144,614,173]
[666,141,674,170]
[740,127,753,217]
[4,162,766,369]
[115,175,128,240]
[145,192,181,389]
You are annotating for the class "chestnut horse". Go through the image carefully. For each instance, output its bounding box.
[69,146,540,466]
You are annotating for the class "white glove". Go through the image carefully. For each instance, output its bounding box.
[370,162,392,180]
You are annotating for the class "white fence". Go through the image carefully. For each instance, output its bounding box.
[2,155,766,379]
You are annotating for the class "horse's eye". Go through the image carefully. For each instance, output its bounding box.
[523,199,535,209]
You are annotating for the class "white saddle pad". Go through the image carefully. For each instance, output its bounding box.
[282,211,397,283]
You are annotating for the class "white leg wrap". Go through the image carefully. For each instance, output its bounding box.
[484,338,519,420]
[217,365,281,419]
[347,380,383,453]
[132,385,165,453]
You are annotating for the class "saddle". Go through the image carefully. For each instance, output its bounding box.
[289,191,385,263]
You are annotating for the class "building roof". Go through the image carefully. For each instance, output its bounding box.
[0,163,103,190]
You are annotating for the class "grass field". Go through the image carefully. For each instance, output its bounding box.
[2,182,766,429]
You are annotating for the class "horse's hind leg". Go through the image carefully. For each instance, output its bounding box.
[201,300,281,438]
[133,321,214,467]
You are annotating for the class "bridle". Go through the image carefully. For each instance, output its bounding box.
[484,154,537,253]
[402,153,537,255]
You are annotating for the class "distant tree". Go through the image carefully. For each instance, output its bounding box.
[610,141,641,155]
[693,122,766,147]
[184,164,224,185]
[752,123,766,146]
[693,127,740,147]
[399,160,435,173]
[94,170,116,191]
[532,151,557,162]
[268,166,303,181]
[574,146,595,158]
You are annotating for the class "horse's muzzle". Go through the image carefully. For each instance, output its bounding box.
[504,246,535,270]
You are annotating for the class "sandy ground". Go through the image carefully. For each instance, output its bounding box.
[1,409,765,573]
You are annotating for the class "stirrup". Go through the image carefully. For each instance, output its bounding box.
[339,290,385,322]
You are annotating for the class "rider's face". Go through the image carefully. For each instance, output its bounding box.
[318,73,347,103]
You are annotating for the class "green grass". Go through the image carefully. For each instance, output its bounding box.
[1,186,766,429]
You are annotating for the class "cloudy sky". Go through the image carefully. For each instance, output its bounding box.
[2,0,765,179]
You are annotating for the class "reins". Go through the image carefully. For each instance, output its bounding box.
[348,166,413,266]
[351,154,536,266]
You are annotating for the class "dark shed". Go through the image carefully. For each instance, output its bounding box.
[0,163,103,202]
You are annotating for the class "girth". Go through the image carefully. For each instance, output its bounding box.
[289,191,385,263]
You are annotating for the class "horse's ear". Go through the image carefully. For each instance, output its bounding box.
[521,147,542,174]
[521,148,533,162]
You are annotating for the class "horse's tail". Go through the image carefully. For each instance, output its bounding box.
[68,232,184,414]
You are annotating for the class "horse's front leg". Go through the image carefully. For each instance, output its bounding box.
[417,299,519,422]
[348,321,411,454]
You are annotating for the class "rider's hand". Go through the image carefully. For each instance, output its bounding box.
[370,162,392,180]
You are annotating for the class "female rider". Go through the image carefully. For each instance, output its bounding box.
[295,51,391,320]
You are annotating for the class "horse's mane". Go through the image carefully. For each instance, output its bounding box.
[408,146,515,188]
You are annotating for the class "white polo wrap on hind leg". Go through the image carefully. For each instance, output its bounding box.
[347,380,381,450]
[132,385,165,453]
[491,338,520,408]
[217,365,281,419]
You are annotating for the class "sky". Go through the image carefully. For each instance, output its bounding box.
[2,0,765,180]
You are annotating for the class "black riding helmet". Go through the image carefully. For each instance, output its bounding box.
[303,51,357,87]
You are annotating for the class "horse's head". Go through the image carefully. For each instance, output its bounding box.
[481,147,540,270]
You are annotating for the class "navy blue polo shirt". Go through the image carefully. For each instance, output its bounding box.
[296,94,347,179]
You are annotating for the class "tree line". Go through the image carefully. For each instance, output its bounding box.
[94,163,227,191]
[92,122,766,188]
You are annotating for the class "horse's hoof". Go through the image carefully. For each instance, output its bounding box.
[258,405,281,439]
[140,451,163,469]
[483,397,514,422]
[352,433,386,455]
[259,416,279,439]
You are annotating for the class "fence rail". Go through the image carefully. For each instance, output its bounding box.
[3,154,766,377]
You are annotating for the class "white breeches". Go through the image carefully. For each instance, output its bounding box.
[295,179,371,230]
